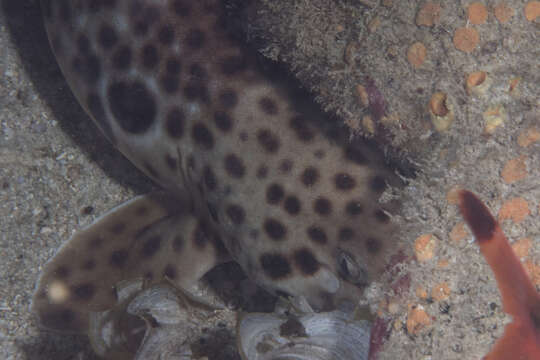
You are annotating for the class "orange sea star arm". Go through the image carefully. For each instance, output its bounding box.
[458,190,540,359]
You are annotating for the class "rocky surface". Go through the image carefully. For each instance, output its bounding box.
[0,1,538,359]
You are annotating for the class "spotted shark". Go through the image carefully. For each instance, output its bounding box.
[33,0,403,334]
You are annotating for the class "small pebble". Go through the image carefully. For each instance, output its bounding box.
[406,304,431,334]
[431,282,451,301]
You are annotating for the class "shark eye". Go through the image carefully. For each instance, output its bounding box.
[337,250,368,286]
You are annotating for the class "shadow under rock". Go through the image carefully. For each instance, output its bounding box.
[1,0,154,194]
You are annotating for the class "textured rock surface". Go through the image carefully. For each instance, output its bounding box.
[0,0,539,359]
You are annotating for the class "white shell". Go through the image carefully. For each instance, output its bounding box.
[237,310,371,360]
[89,281,371,359]
[88,281,234,359]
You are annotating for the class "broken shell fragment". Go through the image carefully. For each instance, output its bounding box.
[88,281,372,360]
[88,281,232,360]
[466,71,491,96]
[483,105,507,134]
[429,92,454,132]
[356,84,370,107]
[237,310,371,360]
[362,115,376,135]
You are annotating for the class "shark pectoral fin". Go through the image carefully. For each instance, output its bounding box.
[458,190,540,359]
[32,192,226,333]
